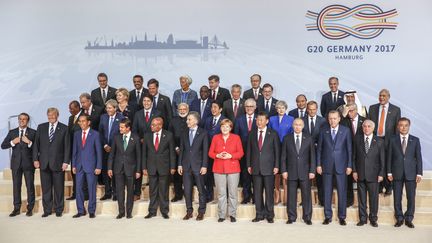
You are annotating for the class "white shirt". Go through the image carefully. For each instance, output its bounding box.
[213,114,221,124]
[48,121,59,136]
[264,97,273,107]
[10,127,32,148]
[298,108,306,117]
[364,134,373,145]
[377,103,389,136]
[257,126,267,142]
[232,99,240,110]
[136,87,144,96]
[82,127,90,140]
[123,131,131,145]
[294,132,302,145]
[200,98,208,112]
[100,87,108,97]
[308,115,316,133]
[351,115,358,135]
[330,125,339,135]
[86,104,93,116]
[253,88,260,97]
[212,87,219,98]
[332,91,339,100]
[144,108,152,116]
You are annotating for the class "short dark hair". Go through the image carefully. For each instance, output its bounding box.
[307,100,318,108]
[70,100,80,108]
[97,73,108,80]
[142,93,154,101]
[328,76,339,83]
[147,78,159,88]
[262,83,273,91]
[398,117,411,125]
[211,100,222,109]
[208,75,220,82]
[250,74,262,81]
[79,114,91,122]
[256,111,269,120]
[296,94,307,101]
[120,118,131,128]
[133,75,143,81]
[18,112,30,121]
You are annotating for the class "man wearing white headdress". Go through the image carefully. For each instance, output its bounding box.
[338,90,368,118]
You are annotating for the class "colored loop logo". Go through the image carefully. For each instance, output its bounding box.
[306,4,398,40]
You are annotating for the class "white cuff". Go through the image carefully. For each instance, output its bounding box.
[10,141,15,147]
[387,173,392,176]
[27,142,32,148]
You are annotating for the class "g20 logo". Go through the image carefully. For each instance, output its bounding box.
[306,4,398,40]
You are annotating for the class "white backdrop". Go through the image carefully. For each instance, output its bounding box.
[0,0,431,169]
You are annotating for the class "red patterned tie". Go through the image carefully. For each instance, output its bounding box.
[248,116,252,132]
[82,131,86,148]
[258,130,263,151]
[154,133,159,151]
[145,111,149,122]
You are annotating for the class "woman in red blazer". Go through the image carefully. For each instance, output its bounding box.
[208,118,244,223]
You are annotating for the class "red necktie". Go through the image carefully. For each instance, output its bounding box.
[248,116,252,132]
[258,130,263,151]
[212,90,216,100]
[145,111,149,122]
[234,100,238,117]
[154,133,159,151]
[82,131,86,147]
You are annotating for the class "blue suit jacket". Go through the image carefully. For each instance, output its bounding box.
[98,112,125,147]
[234,114,257,145]
[268,114,294,143]
[204,115,226,142]
[387,135,423,181]
[317,125,352,175]
[288,108,307,118]
[190,98,213,128]
[172,89,198,115]
[72,129,102,173]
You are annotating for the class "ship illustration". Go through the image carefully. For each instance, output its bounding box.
[85,33,228,50]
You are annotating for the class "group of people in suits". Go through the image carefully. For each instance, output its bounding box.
[2,74,423,229]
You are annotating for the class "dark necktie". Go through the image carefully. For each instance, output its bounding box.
[331,129,336,141]
[49,124,54,143]
[254,90,258,100]
[365,136,370,154]
[265,100,270,113]
[233,100,238,117]
[310,117,315,134]
[300,110,304,118]
[402,136,407,155]
[153,97,157,108]
[136,90,141,104]
[333,93,337,103]
[295,134,300,153]
[102,89,107,103]
[212,90,216,100]
[201,101,205,118]
[145,111,149,122]
[212,117,217,129]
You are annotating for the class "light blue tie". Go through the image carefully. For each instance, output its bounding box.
[189,129,195,146]
[331,129,337,141]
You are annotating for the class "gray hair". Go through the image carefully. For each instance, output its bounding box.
[379,88,390,97]
[105,99,118,109]
[362,119,376,129]
[79,92,91,100]
[47,107,59,116]
[275,100,288,110]
[231,84,242,92]
[244,98,256,107]
[292,118,305,127]
[188,111,200,122]
[180,75,193,85]
[177,102,189,110]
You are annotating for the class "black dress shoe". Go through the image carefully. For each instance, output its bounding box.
[357,221,366,226]
[126,214,132,219]
[41,213,51,218]
[9,210,20,217]
[144,213,156,219]
[322,218,331,225]
[100,195,111,201]
[116,213,125,219]
[267,218,274,223]
[183,212,193,220]
[405,221,415,228]
[339,219,347,226]
[161,213,169,219]
[241,198,251,204]
[218,218,225,222]
[305,220,312,225]
[384,191,392,196]
[394,221,403,227]
[112,196,117,201]
[171,197,182,202]
[230,216,236,223]
[55,212,62,217]
[73,213,85,218]
[196,213,204,221]
[252,217,264,222]
[89,213,96,218]
[370,221,378,227]
[66,196,76,201]
[286,219,294,224]
[26,211,33,217]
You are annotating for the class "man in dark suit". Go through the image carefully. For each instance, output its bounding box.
[108,118,141,219]
[281,118,316,225]
[317,110,352,225]
[320,77,345,118]
[203,101,226,202]
[132,93,162,200]
[208,74,231,105]
[178,112,209,221]
[66,100,87,201]
[387,117,423,228]
[242,74,263,101]
[302,101,327,206]
[234,98,257,204]
[142,117,176,219]
[352,119,385,227]
[98,99,124,201]
[91,72,117,108]
[190,85,212,128]
[223,84,245,123]
[1,113,36,217]
[369,88,401,195]
[168,103,189,202]
[80,93,103,130]
[341,104,366,207]
[288,94,308,118]
[147,78,173,129]
[247,111,280,223]
[129,74,149,110]
[257,83,278,117]
[71,115,102,218]
[33,107,70,217]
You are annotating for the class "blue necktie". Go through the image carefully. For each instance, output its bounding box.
[49,124,54,143]
[265,100,270,113]
[331,129,337,141]
[108,117,114,142]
